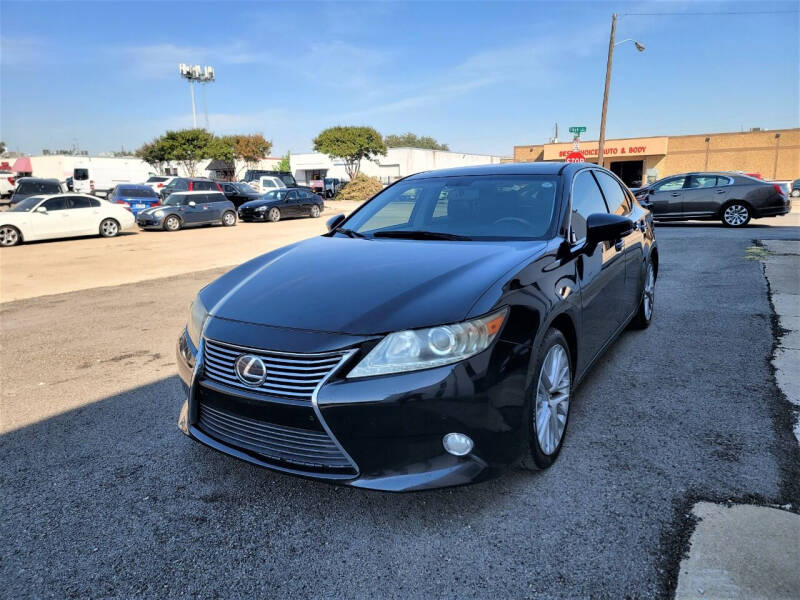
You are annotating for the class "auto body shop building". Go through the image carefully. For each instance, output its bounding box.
[513,127,799,187]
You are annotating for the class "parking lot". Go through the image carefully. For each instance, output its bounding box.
[2,211,798,598]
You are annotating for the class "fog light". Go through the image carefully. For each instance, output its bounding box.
[443,432,473,456]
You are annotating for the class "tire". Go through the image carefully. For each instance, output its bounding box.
[99,218,120,238]
[267,207,281,223]
[791,189,800,198]
[164,215,182,232]
[221,210,236,227]
[325,190,333,199]
[0,225,21,247]
[630,260,656,329]
[721,202,751,227]
[310,204,321,218]
[520,328,573,471]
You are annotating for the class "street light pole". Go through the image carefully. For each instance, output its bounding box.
[189,80,197,128]
[598,13,617,169]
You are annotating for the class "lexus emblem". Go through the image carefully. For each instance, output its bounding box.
[234,354,267,386]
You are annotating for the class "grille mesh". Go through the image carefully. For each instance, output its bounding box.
[202,338,345,400]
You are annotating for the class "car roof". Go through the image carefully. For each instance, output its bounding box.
[17,177,60,183]
[404,161,574,180]
[170,190,224,195]
[117,183,152,188]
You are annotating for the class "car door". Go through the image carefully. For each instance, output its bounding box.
[683,175,730,217]
[181,195,206,225]
[594,171,643,319]
[646,175,687,218]
[30,196,74,238]
[65,195,99,235]
[205,193,227,222]
[570,170,628,360]
[296,190,314,215]
[283,190,300,216]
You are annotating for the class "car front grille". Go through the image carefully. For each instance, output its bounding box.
[202,338,347,401]
[197,402,354,473]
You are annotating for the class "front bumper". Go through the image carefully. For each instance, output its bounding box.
[238,208,267,221]
[176,320,531,492]
[137,214,164,228]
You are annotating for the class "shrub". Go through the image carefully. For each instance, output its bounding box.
[336,173,384,202]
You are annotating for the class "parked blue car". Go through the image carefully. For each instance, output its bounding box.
[108,184,161,216]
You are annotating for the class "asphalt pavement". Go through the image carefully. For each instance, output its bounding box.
[2,219,799,599]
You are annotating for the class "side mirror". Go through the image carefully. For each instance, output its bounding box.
[648,188,655,195]
[586,213,633,245]
[326,213,346,231]
[188,201,196,207]
[36,206,48,213]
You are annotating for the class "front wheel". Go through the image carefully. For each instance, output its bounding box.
[221,211,236,226]
[630,260,655,329]
[791,189,799,198]
[99,218,120,238]
[0,225,21,246]
[267,207,281,223]
[310,205,321,218]
[164,215,182,232]
[721,202,751,227]
[520,328,572,471]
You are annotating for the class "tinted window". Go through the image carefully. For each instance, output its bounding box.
[222,183,235,193]
[69,196,93,209]
[118,187,157,197]
[594,171,629,215]
[74,169,89,181]
[262,180,276,188]
[43,197,69,211]
[90,198,101,208]
[571,171,608,241]
[346,175,559,240]
[206,193,227,203]
[193,181,214,190]
[287,191,298,200]
[654,177,686,192]
[17,181,61,195]
[690,175,718,189]
[146,176,167,183]
[10,196,44,212]
[174,180,189,191]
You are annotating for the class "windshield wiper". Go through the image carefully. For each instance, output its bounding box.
[335,227,367,239]
[372,230,472,241]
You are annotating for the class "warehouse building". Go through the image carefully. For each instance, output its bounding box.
[513,128,799,187]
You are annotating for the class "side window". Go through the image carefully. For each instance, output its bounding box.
[43,197,69,211]
[594,171,629,215]
[287,191,298,200]
[222,183,233,193]
[69,196,93,209]
[570,171,608,241]
[654,177,686,192]
[175,180,189,191]
[690,175,718,189]
[263,180,276,188]
[208,193,226,203]
[90,198,101,208]
[716,176,732,187]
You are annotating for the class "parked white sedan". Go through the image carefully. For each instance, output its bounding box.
[0,194,135,247]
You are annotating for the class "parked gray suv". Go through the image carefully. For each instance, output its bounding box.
[634,172,790,227]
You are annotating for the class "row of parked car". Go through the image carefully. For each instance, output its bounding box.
[0,172,328,246]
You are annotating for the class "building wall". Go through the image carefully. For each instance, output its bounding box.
[291,147,503,184]
[513,128,800,181]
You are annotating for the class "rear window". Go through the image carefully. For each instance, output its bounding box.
[17,181,61,194]
[206,193,227,203]
[118,187,157,198]
[146,176,168,183]
[74,169,89,181]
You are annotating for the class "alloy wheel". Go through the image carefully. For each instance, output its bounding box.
[311,205,320,218]
[268,208,280,222]
[643,263,655,320]
[166,216,180,231]
[723,204,749,226]
[101,220,118,237]
[0,226,20,246]
[535,344,571,455]
[223,212,235,226]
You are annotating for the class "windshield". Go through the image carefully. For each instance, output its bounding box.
[342,175,560,240]
[279,174,296,186]
[117,187,157,198]
[74,169,88,181]
[10,196,44,212]
[17,181,61,195]
[261,190,287,201]
[146,176,167,183]
[233,183,254,193]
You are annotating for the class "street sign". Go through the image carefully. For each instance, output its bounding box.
[569,126,587,134]
[565,151,586,163]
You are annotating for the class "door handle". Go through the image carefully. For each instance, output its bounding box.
[670,192,681,197]
[716,190,726,194]
[614,240,624,251]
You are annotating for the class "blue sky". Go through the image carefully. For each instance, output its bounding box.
[1,0,797,156]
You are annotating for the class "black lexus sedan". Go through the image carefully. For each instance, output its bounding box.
[220,181,261,208]
[238,188,324,222]
[633,172,790,227]
[176,162,658,491]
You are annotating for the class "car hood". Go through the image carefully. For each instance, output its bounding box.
[139,206,169,216]
[200,235,548,335]
[239,198,279,209]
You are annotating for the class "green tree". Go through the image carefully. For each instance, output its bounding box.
[160,128,216,177]
[385,132,449,151]
[136,138,171,174]
[313,126,386,180]
[275,152,291,172]
[227,134,273,178]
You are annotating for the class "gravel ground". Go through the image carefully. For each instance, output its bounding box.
[2,219,798,599]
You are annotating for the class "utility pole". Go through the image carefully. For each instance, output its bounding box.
[598,13,617,168]
[189,79,197,128]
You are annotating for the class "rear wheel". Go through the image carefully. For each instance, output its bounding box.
[268,207,281,223]
[791,189,800,198]
[221,210,236,226]
[520,328,572,470]
[310,205,321,218]
[99,218,120,238]
[630,260,655,329]
[164,215,181,232]
[0,225,21,247]
[721,202,751,227]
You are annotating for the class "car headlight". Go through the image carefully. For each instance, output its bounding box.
[348,308,507,378]
[255,205,267,212]
[154,210,164,218]
[186,297,209,348]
